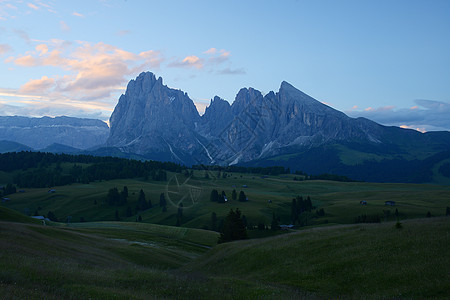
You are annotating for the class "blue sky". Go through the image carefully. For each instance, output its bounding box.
[0,0,449,131]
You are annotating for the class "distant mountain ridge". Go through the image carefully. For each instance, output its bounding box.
[106,72,450,183]
[0,116,109,150]
[1,72,449,183]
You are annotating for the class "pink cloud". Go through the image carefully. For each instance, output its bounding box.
[14,54,39,66]
[72,12,84,18]
[203,48,217,55]
[204,48,231,65]
[36,44,48,55]
[27,3,39,10]
[20,75,55,93]
[8,40,165,101]
[169,55,204,69]
[400,125,426,133]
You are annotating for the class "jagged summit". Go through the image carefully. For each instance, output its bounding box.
[105,72,450,171]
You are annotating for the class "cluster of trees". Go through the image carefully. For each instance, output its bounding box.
[0,152,179,188]
[106,186,129,206]
[291,195,313,225]
[293,171,356,182]
[192,164,289,176]
[209,189,248,203]
[1,183,16,197]
[111,191,169,222]
[355,214,381,223]
[218,208,248,243]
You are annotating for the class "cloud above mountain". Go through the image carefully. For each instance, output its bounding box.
[347,99,450,131]
[3,36,245,121]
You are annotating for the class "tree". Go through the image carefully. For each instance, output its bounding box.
[446,207,450,216]
[137,189,148,211]
[4,183,16,196]
[115,209,120,221]
[271,212,280,230]
[126,206,132,217]
[120,186,128,205]
[238,191,247,202]
[210,189,219,202]
[106,187,120,206]
[159,193,167,212]
[218,208,248,243]
[241,215,248,229]
[47,211,58,222]
[211,212,218,231]
[176,202,183,226]
[147,196,152,208]
[218,190,226,203]
[291,198,298,224]
[232,189,237,201]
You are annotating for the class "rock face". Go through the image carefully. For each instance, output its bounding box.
[107,72,450,170]
[0,116,109,150]
[107,72,202,163]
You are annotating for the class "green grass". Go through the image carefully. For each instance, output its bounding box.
[1,216,448,299]
[0,206,42,224]
[2,173,450,231]
[186,217,450,299]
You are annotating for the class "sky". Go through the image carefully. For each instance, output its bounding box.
[0,0,449,132]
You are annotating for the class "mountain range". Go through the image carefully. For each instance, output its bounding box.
[105,72,450,182]
[1,71,450,183]
[0,116,109,151]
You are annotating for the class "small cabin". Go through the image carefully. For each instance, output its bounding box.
[385,201,396,206]
[279,225,294,230]
[32,216,50,221]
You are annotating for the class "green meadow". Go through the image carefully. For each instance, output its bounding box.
[0,205,448,299]
[1,166,450,299]
[2,171,449,229]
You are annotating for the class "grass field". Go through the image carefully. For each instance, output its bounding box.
[2,171,449,231]
[187,217,450,299]
[0,205,448,299]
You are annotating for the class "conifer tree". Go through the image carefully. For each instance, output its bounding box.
[218,208,248,243]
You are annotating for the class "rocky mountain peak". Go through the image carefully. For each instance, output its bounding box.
[106,72,449,169]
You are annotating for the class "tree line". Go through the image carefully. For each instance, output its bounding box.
[0,151,181,188]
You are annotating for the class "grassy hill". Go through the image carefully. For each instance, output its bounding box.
[0,214,448,299]
[0,206,42,224]
[186,217,450,299]
[2,172,449,231]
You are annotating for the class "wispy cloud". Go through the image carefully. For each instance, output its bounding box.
[72,11,84,18]
[347,100,450,132]
[13,29,31,44]
[27,3,39,10]
[204,48,230,65]
[60,20,70,32]
[169,48,244,75]
[116,29,130,36]
[20,75,55,93]
[168,55,204,69]
[0,87,114,121]
[217,67,246,75]
[0,43,12,55]
[5,40,164,119]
